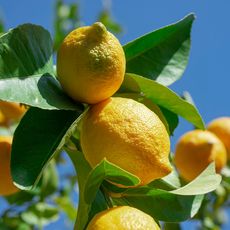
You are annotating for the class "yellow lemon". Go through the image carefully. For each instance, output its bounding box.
[174,130,227,182]
[0,136,19,196]
[207,117,230,159]
[0,100,27,127]
[86,206,160,230]
[57,22,125,104]
[80,97,171,186]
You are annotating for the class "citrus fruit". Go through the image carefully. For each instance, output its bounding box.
[0,136,19,196]
[86,206,160,230]
[57,22,125,104]
[80,97,172,186]
[174,130,227,182]
[207,117,230,159]
[0,100,26,126]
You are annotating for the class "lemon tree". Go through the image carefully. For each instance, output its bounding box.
[0,12,227,230]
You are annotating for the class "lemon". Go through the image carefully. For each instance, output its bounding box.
[174,130,227,182]
[57,22,125,104]
[80,97,171,186]
[0,136,19,196]
[0,100,26,127]
[207,117,230,159]
[86,206,160,230]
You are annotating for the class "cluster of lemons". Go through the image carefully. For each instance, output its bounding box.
[0,102,26,195]
[57,22,169,229]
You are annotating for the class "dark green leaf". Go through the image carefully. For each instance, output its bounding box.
[124,14,195,86]
[84,159,140,204]
[113,189,203,222]
[11,107,83,189]
[118,73,205,129]
[159,107,179,135]
[0,24,53,78]
[0,73,80,110]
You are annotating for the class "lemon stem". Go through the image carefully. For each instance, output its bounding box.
[101,186,114,208]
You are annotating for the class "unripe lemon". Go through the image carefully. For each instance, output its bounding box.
[0,100,27,127]
[86,206,160,230]
[0,136,19,196]
[207,117,230,159]
[80,97,172,186]
[57,22,125,104]
[174,130,227,182]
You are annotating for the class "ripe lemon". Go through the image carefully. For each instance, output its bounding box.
[86,206,160,230]
[0,100,26,126]
[80,97,172,186]
[0,136,19,196]
[174,130,227,182]
[57,22,125,104]
[207,117,230,159]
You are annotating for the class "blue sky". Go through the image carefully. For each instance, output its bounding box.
[0,0,230,229]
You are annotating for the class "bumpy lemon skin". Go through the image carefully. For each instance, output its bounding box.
[57,22,126,104]
[86,206,161,230]
[207,117,230,159]
[80,97,172,186]
[0,100,27,126]
[174,130,227,182]
[0,136,19,196]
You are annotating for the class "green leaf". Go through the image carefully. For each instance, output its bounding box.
[84,159,140,204]
[112,163,220,222]
[171,163,222,195]
[11,107,83,189]
[55,196,77,221]
[0,24,53,78]
[66,148,107,230]
[0,73,80,110]
[0,24,78,110]
[21,203,59,227]
[118,73,205,129]
[159,106,179,135]
[149,167,181,191]
[40,160,59,198]
[112,189,203,222]
[124,14,194,86]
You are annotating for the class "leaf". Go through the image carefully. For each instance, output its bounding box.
[112,189,203,222]
[40,160,59,198]
[11,107,83,189]
[111,163,220,222]
[124,14,195,86]
[55,196,77,221]
[21,203,59,226]
[66,148,108,230]
[149,167,181,191]
[118,73,205,129]
[0,24,53,78]
[84,159,140,204]
[159,106,179,135]
[0,24,79,110]
[0,73,80,110]
[170,163,222,195]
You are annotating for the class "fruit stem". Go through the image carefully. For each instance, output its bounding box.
[101,186,114,208]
